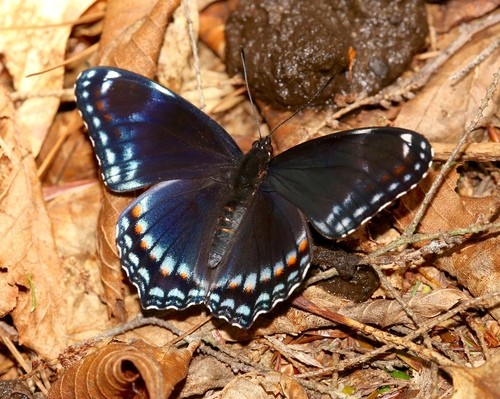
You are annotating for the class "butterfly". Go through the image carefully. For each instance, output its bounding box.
[75,67,433,329]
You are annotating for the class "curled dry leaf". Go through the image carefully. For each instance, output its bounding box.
[157,0,196,92]
[47,340,199,399]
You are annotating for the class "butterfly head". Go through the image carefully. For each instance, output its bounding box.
[252,135,273,156]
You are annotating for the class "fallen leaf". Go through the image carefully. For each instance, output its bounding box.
[395,21,500,142]
[47,340,198,399]
[218,372,308,399]
[0,0,95,156]
[445,354,500,399]
[0,87,67,359]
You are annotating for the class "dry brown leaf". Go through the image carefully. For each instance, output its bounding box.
[397,169,500,320]
[430,0,500,33]
[266,336,323,368]
[47,340,198,399]
[46,183,116,341]
[395,20,500,142]
[341,289,468,328]
[157,0,196,92]
[99,0,181,79]
[396,169,494,233]
[46,183,101,259]
[0,0,94,156]
[180,356,234,397]
[439,236,500,320]
[97,189,135,321]
[0,87,67,359]
[219,372,308,399]
[445,353,500,399]
[37,109,97,187]
[199,0,229,57]
[86,0,185,321]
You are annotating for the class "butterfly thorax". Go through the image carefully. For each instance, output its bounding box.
[207,137,272,269]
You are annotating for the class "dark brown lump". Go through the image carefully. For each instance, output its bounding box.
[225,0,428,108]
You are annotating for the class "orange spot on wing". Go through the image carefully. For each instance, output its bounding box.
[380,174,392,183]
[298,239,308,253]
[132,205,142,218]
[160,267,169,276]
[179,272,188,280]
[244,286,253,293]
[140,240,149,250]
[134,224,143,234]
[229,281,239,289]
[275,267,284,277]
[95,99,105,111]
[287,255,297,267]
[394,164,405,176]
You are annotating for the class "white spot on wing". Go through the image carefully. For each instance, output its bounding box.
[167,288,186,301]
[138,267,150,284]
[236,305,251,316]
[244,273,257,291]
[150,287,165,299]
[220,299,235,309]
[160,256,175,276]
[388,182,399,192]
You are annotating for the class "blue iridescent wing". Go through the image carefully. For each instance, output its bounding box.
[75,67,242,191]
[117,178,311,329]
[207,191,312,328]
[265,128,433,239]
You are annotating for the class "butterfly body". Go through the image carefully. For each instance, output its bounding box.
[75,67,432,328]
[208,136,272,269]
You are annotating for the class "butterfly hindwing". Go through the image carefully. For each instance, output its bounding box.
[75,67,242,191]
[117,178,231,310]
[265,128,432,238]
[207,191,312,328]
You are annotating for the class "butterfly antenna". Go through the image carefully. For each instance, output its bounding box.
[270,73,336,135]
[240,49,264,139]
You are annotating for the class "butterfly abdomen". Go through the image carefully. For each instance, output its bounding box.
[208,138,272,269]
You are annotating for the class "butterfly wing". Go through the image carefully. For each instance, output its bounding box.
[117,178,312,329]
[75,67,242,191]
[117,178,230,310]
[265,127,433,239]
[207,191,312,329]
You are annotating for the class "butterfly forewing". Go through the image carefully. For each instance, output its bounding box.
[75,67,241,191]
[266,128,432,238]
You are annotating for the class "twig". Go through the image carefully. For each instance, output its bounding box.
[296,292,500,378]
[183,0,205,110]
